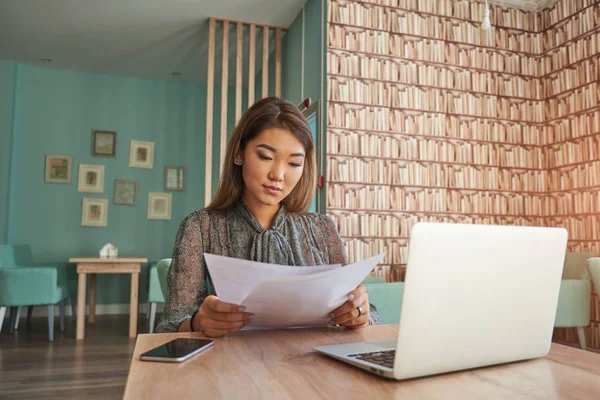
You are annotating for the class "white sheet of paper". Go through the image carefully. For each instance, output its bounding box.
[204,252,386,329]
[204,253,342,304]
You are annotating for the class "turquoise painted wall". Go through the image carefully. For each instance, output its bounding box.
[7,64,208,304]
[0,60,17,244]
[282,0,327,213]
[282,10,304,105]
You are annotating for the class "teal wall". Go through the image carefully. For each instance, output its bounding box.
[6,63,208,304]
[0,60,17,244]
[282,0,327,213]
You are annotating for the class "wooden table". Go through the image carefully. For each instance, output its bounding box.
[69,257,147,340]
[123,325,600,399]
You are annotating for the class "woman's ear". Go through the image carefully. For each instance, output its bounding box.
[233,150,243,166]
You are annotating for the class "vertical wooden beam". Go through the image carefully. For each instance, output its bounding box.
[235,22,243,123]
[262,26,269,98]
[275,28,281,98]
[205,18,216,206]
[248,24,256,107]
[220,21,229,175]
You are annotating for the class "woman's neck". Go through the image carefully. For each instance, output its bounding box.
[240,195,281,230]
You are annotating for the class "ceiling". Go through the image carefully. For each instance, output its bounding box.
[0,0,306,84]
[0,0,562,84]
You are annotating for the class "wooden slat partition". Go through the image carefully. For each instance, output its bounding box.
[220,21,229,174]
[276,28,282,97]
[236,22,243,123]
[248,24,256,107]
[262,26,269,98]
[204,18,286,206]
[204,17,216,206]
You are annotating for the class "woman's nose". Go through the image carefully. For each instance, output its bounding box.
[268,163,284,181]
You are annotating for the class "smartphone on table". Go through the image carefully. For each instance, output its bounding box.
[140,338,214,363]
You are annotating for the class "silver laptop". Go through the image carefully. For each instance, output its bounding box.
[314,222,568,380]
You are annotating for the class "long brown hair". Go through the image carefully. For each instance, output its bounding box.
[206,97,316,213]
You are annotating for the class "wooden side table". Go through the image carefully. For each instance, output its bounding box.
[69,257,148,340]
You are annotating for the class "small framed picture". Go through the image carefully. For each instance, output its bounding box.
[164,166,185,191]
[129,140,155,169]
[147,192,172,220]
[44,154,72,183]
[114,179,137,205]
[81,198,108,227]
[78,164,105,193]
[92,130,116,157]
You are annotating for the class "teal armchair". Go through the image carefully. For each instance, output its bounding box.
[364,282,405,324]
[361,276,386,284]
[156,259,170,301]
[554,252,594,350]
[0,244,70,341]
[147,261,167,333]
[587,258,600,310]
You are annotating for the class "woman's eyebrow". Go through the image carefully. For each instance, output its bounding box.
[257,144,305,157]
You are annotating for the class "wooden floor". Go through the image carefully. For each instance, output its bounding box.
[0,314,154,400]
[1,315,599,400]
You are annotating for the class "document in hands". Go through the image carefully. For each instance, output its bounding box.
[204,252,386,329]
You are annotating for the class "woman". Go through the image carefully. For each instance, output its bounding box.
[156,97,381,337]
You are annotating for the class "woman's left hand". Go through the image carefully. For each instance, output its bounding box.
[329,284,369,328]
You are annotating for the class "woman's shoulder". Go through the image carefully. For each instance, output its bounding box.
[287,210,336,229]
[178,208,227,227]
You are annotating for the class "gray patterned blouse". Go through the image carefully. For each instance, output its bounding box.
[155,200,382,333]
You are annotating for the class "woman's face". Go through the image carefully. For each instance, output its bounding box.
[239,127,306,208]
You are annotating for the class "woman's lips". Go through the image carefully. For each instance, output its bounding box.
[264,185,282,195]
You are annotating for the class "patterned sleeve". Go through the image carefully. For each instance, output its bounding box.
[155,211,209,333]
[320,215,383,325]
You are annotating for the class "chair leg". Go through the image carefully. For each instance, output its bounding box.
[59,300,65,332]
[70,295,77,325]
[149,302,157,334]
[0,306,6,334]
[48,305,55,342]
[14,306,22,330]
[27,306,33,329]
[577,327,587,351]
[9,306,17,334]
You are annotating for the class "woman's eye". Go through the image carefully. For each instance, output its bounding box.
[258,154,272,161]
[289,163,302,168]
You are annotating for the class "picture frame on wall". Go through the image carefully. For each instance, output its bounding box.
[77,164,105,193]
[44,154,72,184]
[164,166,185,191]
[129,140,155,169]
[147,192,172,220]
[114,179,137,205]
[81,197,108,227]
[91,130,116,157]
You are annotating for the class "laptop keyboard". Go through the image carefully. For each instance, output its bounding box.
[348,350,395,368]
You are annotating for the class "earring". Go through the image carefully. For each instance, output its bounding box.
[234,159,242,166]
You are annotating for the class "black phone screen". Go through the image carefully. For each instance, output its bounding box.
[141,338,214,359]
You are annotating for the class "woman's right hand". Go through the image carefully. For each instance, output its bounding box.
[193,295,253,337]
